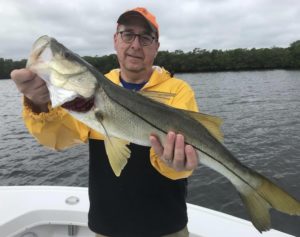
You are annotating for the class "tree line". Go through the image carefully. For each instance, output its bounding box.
[1,40,300,79]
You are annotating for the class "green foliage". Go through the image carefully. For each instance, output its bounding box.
[289,40,300,67]
[0,58,26,79]
[1,40,300,79]
[83,54,119,74]
[154,42,300,73]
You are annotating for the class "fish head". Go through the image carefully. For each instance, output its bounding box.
[26,35,98,108]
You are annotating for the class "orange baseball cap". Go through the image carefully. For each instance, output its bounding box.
[117,7,159,36]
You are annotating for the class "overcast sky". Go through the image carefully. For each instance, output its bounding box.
[1,0,300,60]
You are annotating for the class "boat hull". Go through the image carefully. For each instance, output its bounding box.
[0,186,294,237]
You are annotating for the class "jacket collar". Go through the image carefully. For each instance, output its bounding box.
[105,66,172,90]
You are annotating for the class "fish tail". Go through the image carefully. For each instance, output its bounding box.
[236,171,300,232]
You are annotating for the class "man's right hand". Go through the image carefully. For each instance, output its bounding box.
[10,69,50,113]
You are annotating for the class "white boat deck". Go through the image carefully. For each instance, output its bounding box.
[0,186,294,237]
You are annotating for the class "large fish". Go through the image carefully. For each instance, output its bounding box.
[26,35,300,233]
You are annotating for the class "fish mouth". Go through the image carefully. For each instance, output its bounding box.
[26,36,51,69]
[61,96,94,112]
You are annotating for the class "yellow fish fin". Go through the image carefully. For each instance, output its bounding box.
[104,136,131,176]
[184,110,224,142]
[237,171,300,232]
[138,90,176,104]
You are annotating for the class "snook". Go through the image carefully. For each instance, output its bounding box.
[26,35,300,232]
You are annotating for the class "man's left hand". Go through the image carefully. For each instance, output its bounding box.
[150,131,199,171]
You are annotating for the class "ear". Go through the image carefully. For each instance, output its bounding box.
[155,40,160,50]
[154,41,160,57]
[113,33,118,51]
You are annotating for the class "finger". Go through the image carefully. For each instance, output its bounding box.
[173,134,185,170]
[31,76,47,89]
[35,85,50,103]
[185,145,199,170]
[150,135,164,157]
[163,131,176,161]
[11,69,39,96]
[23,79,48,101]
[11,69,35,84]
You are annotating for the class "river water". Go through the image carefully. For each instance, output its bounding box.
[0,70,299,236]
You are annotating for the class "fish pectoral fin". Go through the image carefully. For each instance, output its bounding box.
[104,137,131,177]
[94,110,130,176]
[183,110,224,142]
[138,90,176,104]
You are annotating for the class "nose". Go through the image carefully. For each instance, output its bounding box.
[130,35,142,49]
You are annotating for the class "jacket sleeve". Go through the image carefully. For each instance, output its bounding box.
[22,98,90,150]
[149,80,199,180]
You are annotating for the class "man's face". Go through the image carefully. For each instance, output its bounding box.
[114,17,160,74]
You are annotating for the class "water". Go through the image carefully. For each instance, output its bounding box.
[0,70,299,235]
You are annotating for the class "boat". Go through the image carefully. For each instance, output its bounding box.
[0,186,294,237]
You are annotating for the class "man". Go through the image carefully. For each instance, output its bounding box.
[11,7,199,237]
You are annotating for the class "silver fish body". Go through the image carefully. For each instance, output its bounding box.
[26,35,300,233]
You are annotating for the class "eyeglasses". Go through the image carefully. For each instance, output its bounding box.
[118,31,156,46]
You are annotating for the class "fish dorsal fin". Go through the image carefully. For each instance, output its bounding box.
[183,110,224,142]
[104,136,131,176]
[138,91,175,104]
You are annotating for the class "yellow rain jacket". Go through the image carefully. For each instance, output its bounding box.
[23,66,199,180]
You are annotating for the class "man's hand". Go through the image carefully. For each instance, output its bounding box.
[11,69,50,113]
[150,131,199,171]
